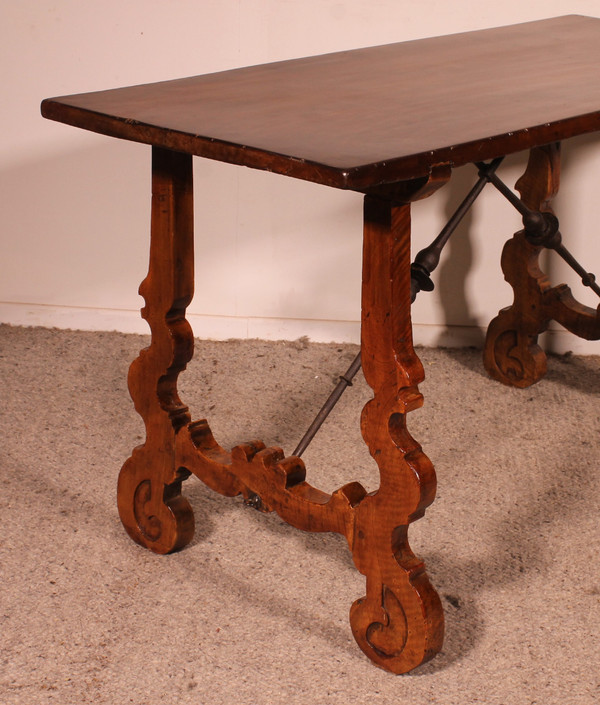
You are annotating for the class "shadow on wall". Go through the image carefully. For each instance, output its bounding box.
[430,134,600,356]
[429,145,600,352]
[434,162,487,348]
[545,132,600,354]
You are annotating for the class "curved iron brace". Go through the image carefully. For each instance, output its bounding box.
[293,158,504,457]
[475,161,600,298]
[294,158,600,457]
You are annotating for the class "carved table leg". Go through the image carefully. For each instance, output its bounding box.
[483,145,559,387]
[115,157,444,671]
[349,195,443,673]
[117,147,195,554]
[484,143,600,386]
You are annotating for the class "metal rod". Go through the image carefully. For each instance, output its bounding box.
[475,161,531,217]
[411,157,504,301]
[439,157,504,243]
[555,243,600,297]
[476,161,600,299]
[295,158,505,457]
[292,351,362,457]
[296,157,600,460]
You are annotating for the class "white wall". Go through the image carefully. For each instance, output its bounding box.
[2,1,600,353]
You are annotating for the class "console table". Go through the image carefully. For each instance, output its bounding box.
[41,15,600,673]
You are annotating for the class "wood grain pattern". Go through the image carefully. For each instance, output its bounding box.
[484,144,600,386]
[44,16,600,673]
[115,149,444,672]
[349,194,443,672]
[41,16,600,189]
[117,147,195,554]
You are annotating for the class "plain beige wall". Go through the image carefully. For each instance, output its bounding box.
[2,1,600,353]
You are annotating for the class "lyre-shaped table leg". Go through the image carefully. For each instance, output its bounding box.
[117,147,196,554]
[484,143,600,387]
[483,144,559,387]
[349,195,443,673]
[115,159,444,673]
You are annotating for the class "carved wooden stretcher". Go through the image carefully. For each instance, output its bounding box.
[41,15,600,673]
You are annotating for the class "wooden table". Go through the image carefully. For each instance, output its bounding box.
[42,15,600,673]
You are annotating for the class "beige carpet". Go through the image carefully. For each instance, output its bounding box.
[1,324,599,704]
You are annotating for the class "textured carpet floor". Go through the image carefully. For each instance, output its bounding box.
[1,324,599,705]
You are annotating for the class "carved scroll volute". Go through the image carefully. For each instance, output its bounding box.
[349,193,444,674]
[117,147,195,554]
[515,142,560,213]
[483,143,560,387]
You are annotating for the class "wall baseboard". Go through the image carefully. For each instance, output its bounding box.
[0,302,597,355]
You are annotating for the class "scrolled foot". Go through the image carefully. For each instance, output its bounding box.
[349,572,443,674]
[484,321,547,388]
[350,587,408,662]
[117,450,195,554]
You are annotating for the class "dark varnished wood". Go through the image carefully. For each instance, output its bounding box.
[42,15,600,673]
[483,144,600,386]
[350,193,444,671]
[42,16,600,190]
[117,150,445,672]
[117,147,195,554]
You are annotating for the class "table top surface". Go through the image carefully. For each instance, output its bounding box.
[42,15,600,191]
